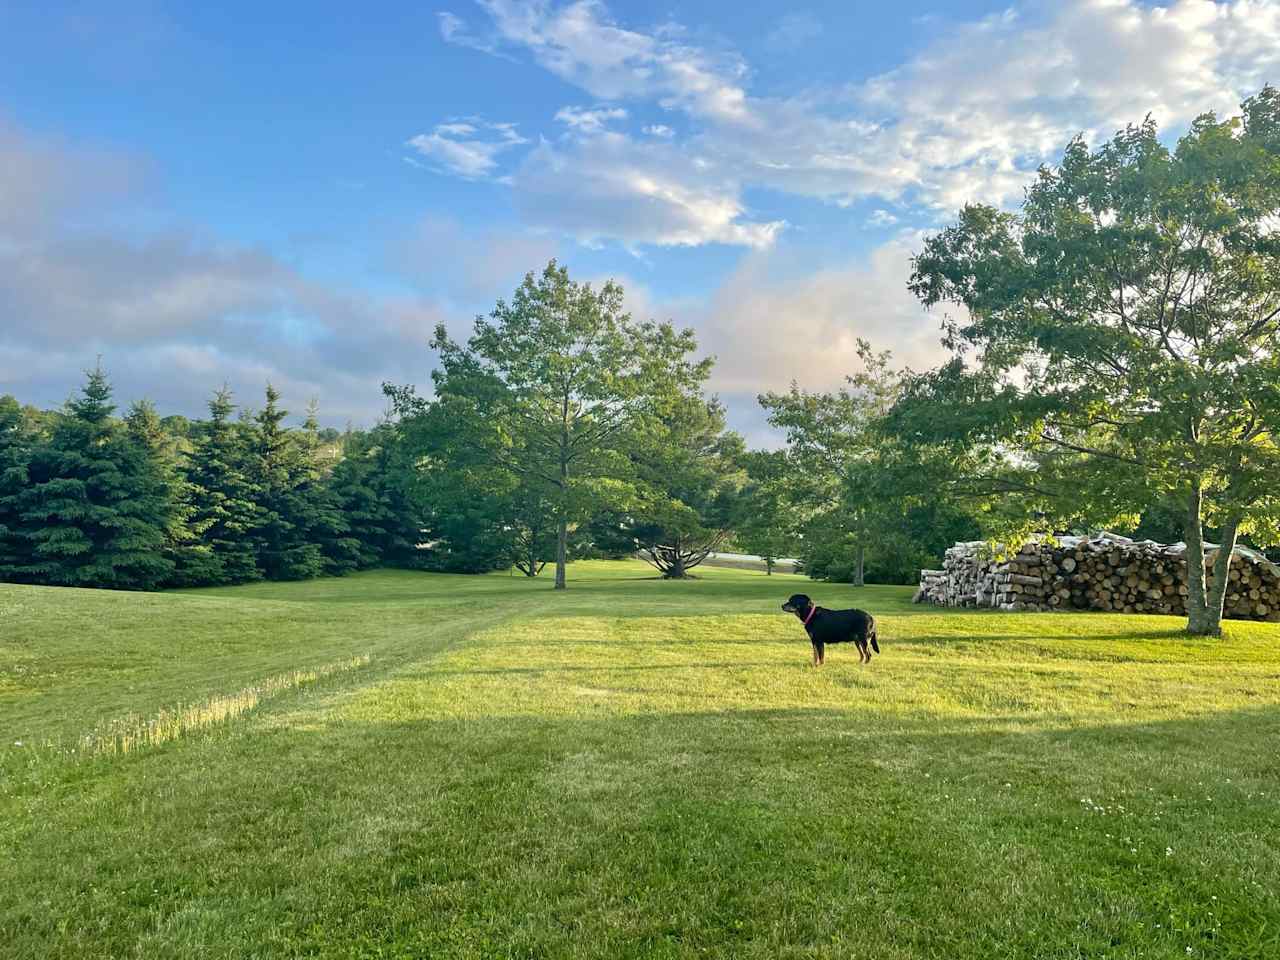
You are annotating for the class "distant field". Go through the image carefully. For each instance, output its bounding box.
[3,561,1279,959]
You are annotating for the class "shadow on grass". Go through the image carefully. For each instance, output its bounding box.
[7,701,1279,959]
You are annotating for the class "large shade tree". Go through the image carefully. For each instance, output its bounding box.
[596,396,744,579]
[903,86,1280,635]
[400,260,712,589]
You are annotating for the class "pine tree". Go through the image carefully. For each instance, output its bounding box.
[298,398,361,576]
[14,366,175,588]
[247,385,324,580]
[184,387,261,584]
[325,423,423,570]
[124,399,214,587]
[0,395,33,576]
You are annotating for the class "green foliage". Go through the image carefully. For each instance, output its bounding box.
[606,396,744,578]
[390,259,714,588]
[244,385,326,581]
[181,387,262,585]
[0,395,32,571]
[756,340,977,585]
[325,424,424,572]
[9,367,176,589]
[733,450,796,574]
[902,86,1280,633]
[0,373,427,591]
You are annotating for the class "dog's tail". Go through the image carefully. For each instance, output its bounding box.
[869,618,880,655]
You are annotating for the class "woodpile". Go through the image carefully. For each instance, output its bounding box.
[913,533,1280,622]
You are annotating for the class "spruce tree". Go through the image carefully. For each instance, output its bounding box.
[0,395,32,576]
[247,385,324,580]
[325,423,423,570]
[14,366,175,588]
[299,399,361,576]
[124,399,215,587]
[184,387,261,584]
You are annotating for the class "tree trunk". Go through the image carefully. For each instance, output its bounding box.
[665,538,686,579]
[525,540,539,577]
[1184,478,1210,635]
[554,416,569,590]
[554,518,567,589]
[1203,515,1242,637]
[765,557,774,575]
[854,542,866,587]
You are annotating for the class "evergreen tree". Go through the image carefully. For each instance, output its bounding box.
[0,395,32,575]
[363,423,426,568]
[124,399,217,587]
[323,430,385,571]
[182,387,261,584]
[246,385,324,580]
[298,399,361,576]
[13,367,175,588]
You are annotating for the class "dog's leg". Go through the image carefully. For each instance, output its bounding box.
[811,643,819,668]
[816,641,825,666]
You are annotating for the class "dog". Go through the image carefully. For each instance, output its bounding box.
[781,594,879,667]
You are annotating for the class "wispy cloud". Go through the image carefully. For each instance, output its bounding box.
[512,131,784,250]
[435,0,1280,231]
[0,120,446,424]
[405,118,527,180]
[554,105,627,132]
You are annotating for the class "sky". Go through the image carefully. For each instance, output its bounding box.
[2,0,1280,443]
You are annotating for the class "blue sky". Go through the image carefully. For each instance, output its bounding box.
[2,1,1279,441]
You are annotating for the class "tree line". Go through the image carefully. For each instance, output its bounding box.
[0,372,421,589]
[379,261,975,591]
[5,86,1277,637]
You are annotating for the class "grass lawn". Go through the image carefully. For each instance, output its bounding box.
[2,560,1279,959]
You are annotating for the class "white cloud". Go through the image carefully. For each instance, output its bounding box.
[0,121,445,425]
[446,0,755,124]
[867,209,898,227]
[439,0,1280,223]
[405,118,527,180]
[642,124,675,138]
[511,131,784,249]
[691,236,951,396]
[554,105,627,131]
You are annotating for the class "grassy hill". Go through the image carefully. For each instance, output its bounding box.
[3,561,1279,958]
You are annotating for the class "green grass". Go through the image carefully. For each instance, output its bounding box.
[2,561,1279,959]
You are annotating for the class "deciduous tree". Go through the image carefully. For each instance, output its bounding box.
[904,87,1280,635]
[399,260,711,589]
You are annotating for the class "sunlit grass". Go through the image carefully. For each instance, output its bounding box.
[2,562,1279,958]
[58,655,372,759]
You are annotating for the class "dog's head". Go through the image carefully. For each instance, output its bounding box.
[781,594,812,614]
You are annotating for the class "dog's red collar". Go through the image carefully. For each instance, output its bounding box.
[803,605,818,627]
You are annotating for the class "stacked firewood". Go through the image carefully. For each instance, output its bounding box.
[913,533,1280,622]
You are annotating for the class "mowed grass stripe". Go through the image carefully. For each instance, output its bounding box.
[2,563,1279,959]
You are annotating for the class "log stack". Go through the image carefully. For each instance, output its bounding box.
[915,533,1280,622]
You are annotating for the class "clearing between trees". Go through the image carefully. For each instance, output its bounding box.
[3,563,1279,959]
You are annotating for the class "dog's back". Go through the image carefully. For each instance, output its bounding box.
[814,606,877,651]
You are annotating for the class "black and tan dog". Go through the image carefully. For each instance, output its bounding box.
[782,594,880,666]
